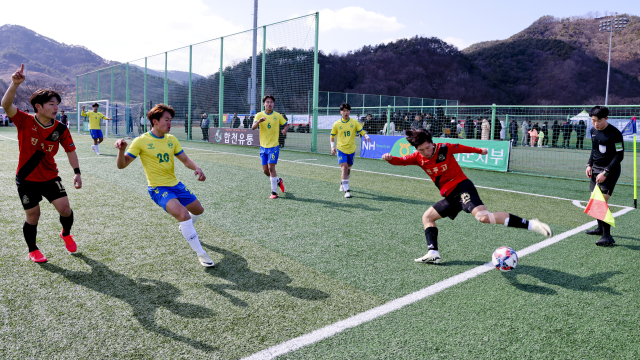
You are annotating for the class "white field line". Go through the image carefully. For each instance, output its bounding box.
[0,134,18,141]
[243,205,635,360]
[182,147,633,210]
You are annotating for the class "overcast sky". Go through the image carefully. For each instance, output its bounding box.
[1,0,638,63]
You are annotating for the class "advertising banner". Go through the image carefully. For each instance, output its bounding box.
[361,135,511,172]
[209,127,260,147]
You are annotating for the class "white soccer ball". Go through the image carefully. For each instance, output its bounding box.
[492,246,518,272]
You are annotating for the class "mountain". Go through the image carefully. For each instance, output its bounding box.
[464,14,640,81]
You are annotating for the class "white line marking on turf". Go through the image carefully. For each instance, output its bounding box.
[242,206,635,360]
[293,159,318,162]
[572,200,587,209]
[182,147,633,210]
[0,134,18,141]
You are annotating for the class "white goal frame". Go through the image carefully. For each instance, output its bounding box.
[77,100,110,138]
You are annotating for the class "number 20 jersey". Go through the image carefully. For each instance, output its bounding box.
[126,132,184,187]
[12,109,76,182]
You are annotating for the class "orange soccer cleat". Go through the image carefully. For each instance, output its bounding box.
[28,249,47,263]
[60,231,77,253]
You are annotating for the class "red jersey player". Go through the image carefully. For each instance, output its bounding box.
[382,129,552,264]
[1,64,82,263]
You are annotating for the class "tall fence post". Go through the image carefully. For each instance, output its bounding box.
[188,45,193,141]
[126,62,130,136]
[218,37,224,127]
[110,67,113,109]
[85,74,88,101]
[144,57,147,133]
[164,52,168,104]
[76,75,79,133]
[490,103,497,140]
[311,12,319,153]
[261,26,266,112]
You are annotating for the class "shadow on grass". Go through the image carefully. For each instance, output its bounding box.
[502,265,622,295]
[281,192,381,212]
[202,243,329,307]
[351,190,434,207]
[40,253,217,352]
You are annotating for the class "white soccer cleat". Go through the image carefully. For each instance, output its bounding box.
[197,252,215,268]
[344,190,352,198]
[530,219,552,237]
[91,145,97,154]
[415,250,441,264]
[339,183,344,191]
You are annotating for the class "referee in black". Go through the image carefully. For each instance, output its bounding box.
[584,106,624,246]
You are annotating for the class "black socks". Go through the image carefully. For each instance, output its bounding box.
[507,214,529,229]
[23,222,38,252]
[60,210,74,237]
[425,227,438,251]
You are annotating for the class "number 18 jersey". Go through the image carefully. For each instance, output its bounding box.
[126,132,184,187]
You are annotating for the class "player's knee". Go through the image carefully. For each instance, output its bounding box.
[59,206,72,217]
[475,210,496,224]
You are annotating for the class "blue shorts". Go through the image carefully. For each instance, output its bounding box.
[260,146,280,166]
[90,129,104,139]
[148,182,197,211]
[337,150,355,166]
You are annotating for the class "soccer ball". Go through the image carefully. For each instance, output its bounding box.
[492,246,518,272]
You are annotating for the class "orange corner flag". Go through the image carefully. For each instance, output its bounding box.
[584,186,615,226]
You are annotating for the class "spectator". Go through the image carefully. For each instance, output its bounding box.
[382,120,395,135]
[541,122,549,147]
[475,118,482,140]
[243,114,251,128]
[201,113,209,141]
[436,104,445,121]
[561,120,573,148]
[499,120,506,140]
[457,120,465,138]
[424,113,433,131]
[279,113,288,147]
[493,119,502,140]
[576,120,587,149]
[509,119,518,146]
[411,114,423,130]
[551,120,561,147]
[521,120,530,146]
[528,127,538,147]
[231,112,241,128]
[60,110,68,128]
[363,114,374,133]
[481,118,490,140]
[532,122,540,132]
[537,129,545,148]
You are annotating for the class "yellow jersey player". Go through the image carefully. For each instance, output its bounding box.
[114,104,214,267]
[252,95,290,199]
[81,102,112,154]
[330,103,370,198]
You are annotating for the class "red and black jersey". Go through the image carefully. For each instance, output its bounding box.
[388,143,483,197]
[11,109,76,182]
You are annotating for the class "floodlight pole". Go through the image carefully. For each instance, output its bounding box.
[599,15,629,106]
[605,29,613,106]
[250,0,258,113]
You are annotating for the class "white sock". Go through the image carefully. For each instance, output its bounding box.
[504,217,510,227]
[270,177,278,192]
[189,213,201,225]
[527,222,533,231]
[342,179,349,191]
[179,219,205,255]
[95,144,100,152]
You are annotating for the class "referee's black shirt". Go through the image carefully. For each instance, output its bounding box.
[588,124,624,172]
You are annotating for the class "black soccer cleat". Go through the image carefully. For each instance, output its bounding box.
[585,228,603,236]
[595,236,615,247]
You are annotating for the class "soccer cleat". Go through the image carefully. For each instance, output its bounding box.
[585,228,603,236]
[91,145,97,153]
[595,236,615,247]
[529,219,552,237]
[415,250,441,264]
[197,252,215,267]
[60,231,77,253]
[28,249,47,263]
[278,177,285,193]
[344,190,352,198]
[269,192,278,199]
[339,183,344,191]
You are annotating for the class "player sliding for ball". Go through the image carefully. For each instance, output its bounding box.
[382,129,552,264]
[115,104,214,268]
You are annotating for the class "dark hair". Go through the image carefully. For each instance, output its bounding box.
[589,106,609,119]
[340,103,351,111]
[92,103,100,107]
[262,95,275,103]
[29,89,61,113]
[405,129,433,147]
[147,103,175,127]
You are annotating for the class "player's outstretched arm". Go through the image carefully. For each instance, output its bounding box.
[176,152,206,181]
[115,139,135,169]
[66,150,82,189]
[1,63,25,118]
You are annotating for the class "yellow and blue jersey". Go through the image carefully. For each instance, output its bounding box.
[255,110,287,148]
[126,132,184,187]
[81,110,106,130]
[331,117,365,154]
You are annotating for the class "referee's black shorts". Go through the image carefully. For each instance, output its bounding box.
[590,166,620,196]
[433,179,484,220]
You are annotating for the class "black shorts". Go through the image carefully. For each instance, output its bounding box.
[16,176,68,210]
[590,166,620,196]
[433,179,484,220]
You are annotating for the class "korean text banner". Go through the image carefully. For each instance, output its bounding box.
[361,135,511,172]
[209,128,260,147]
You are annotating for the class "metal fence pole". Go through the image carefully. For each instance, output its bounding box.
[490,103,496,140]
[144,57,147,133]
[261,26,266,112]
[85,74,88,101]
[164,52,168,104]
[76,75,79,133]
[126,62,130,136]
[311,12,319,152]
[218,37,224,127]
[188,45,192,140]
[386,105,391,135]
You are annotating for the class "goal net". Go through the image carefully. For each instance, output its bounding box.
[77,100,146,138]
[78,100,109,137]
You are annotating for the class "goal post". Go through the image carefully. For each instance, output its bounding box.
[78,100,110,138]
